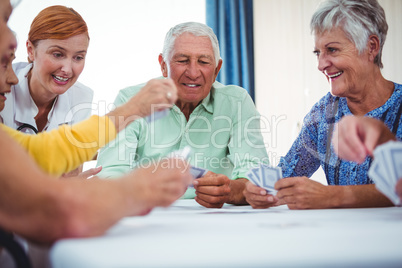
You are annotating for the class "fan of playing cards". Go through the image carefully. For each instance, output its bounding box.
[368,141,402,205]
[247,163,283,194]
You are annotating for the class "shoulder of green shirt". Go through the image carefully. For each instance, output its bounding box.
[115,77,165,106]
[213,81,251,97]
[114,79,252,106]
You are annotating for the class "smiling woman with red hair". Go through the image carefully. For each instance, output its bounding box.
[0,5,94,177]
[28,5,89,48]
[0,5,93,136]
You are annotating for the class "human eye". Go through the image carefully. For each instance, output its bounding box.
[74,54,85,61]
[327,47,338,53]
[176,59,188,64]
[2,12,10,24]
[199,56,213,65]
[53,52,63,58]
[313,50,320,57]
[199,59,210,65]
[1,54,10,68]
[1,55,13,70]
[1,57,7,68]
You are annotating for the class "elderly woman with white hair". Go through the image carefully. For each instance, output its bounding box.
[244,0,402,209]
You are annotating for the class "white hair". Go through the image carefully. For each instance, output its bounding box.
[161,22,221,66]
[310,0,388,68]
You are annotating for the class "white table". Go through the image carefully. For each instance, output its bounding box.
[50,200,402,268]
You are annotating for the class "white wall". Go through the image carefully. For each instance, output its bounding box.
[253,0,402,184]
[8,0,206,115]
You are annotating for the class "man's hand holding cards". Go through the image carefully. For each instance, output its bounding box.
[247,163,283,194]
[189,166,208,187]
[169,147,208,186]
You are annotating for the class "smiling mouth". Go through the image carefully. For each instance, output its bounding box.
[53,75,69,82]
[326,71,343,79]
[183,83,201,88]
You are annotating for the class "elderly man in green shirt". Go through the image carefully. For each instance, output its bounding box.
[97,22,268,208]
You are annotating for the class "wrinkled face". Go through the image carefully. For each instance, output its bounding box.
[0,0,18,111]
[27,33,89,97]
[159,33,222,106]
[0,47,18,112]
[314,27,371,98]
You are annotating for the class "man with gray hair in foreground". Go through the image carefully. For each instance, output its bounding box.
[97,22,268,208]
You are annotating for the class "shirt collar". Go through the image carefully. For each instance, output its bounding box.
[198,81,221,114]
[13,63,37,127]
[171,81,219,115]
[199,88,214,114]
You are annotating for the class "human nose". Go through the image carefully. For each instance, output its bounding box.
[185,60,201,79]
[60,59,73,76]
[317,53,330,73]
[7,68,18,86]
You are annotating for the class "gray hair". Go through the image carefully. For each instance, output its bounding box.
[161,22,221,66]
[310,0,388,68]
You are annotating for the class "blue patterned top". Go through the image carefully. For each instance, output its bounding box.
[278,83,402,185]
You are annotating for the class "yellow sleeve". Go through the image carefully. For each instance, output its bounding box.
[0,115,117,176]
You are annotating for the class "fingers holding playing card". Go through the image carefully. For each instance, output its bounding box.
[193,172,231,208]
[243,181,279,209]
[244,164,283,208]
[188,166,208,187]
[169,147,209,187]
[247,163,282,194]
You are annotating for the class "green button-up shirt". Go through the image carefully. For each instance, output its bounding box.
[97,79,269,198]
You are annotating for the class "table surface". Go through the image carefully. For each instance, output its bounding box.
[50,200,402,268]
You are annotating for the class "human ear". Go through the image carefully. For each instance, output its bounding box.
[158,54,168,77]
[213,59,223,80]
[367,35,380,62]
[26,40,35,62]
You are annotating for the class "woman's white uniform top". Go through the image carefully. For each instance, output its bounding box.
[0,62,93,134]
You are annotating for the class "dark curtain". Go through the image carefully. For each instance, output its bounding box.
[206,0,255,100]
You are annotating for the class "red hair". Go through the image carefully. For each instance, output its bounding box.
[28,5,89,47]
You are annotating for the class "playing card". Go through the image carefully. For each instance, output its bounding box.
[251,166,263,186]
[190,166,208,179]
[187,166,208,188]
[372,149,395,191]
[246,170,261,187]
[246,164,282,194]
[384,142,402,183]
[145,109,170,123]
[260,164,282,189]
[368,160,398,204]
[374,144,395,188]
[369,141,402,205]
[260,164,282,194]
